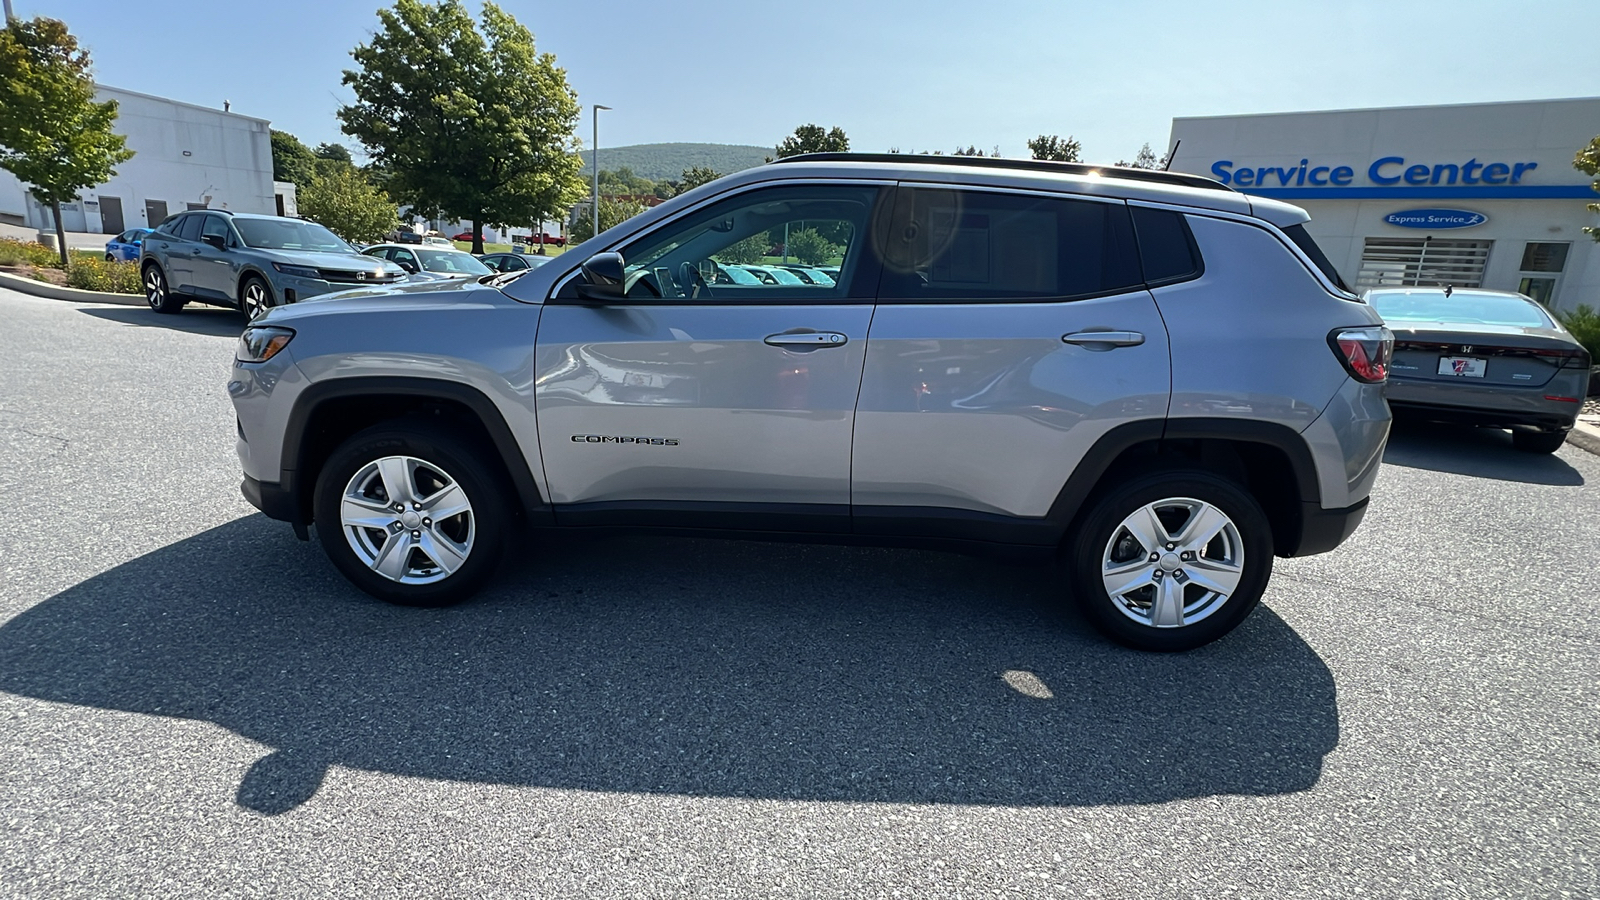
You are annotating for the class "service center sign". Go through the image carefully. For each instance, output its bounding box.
[1384,208,1487,229]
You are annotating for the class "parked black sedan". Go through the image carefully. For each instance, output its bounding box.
[1369,287,1590,453]
[478,252,554,273]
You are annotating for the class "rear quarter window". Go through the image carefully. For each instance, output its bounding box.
[1281,223,1351,292]
[1130,207,1202,286]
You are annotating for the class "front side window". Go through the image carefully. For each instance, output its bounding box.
[234,218,352,253]
[201,215,233,245]
[877,188,1142,301]
[609,183,885,301]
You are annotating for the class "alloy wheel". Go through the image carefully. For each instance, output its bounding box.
[144,268,165,309]
[1099,497,1244,629]
[242,281,268,319]
[340,455,475,585]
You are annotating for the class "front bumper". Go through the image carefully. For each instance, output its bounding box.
[242,474,300,523]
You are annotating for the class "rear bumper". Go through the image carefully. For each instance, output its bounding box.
[241,475,301,523]
[1285,497,1368,557]
[1386,377,1583,432]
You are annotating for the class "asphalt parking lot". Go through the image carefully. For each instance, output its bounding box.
[1,288,1595,898]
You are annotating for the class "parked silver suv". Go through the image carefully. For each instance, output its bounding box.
[230,154,1393,651]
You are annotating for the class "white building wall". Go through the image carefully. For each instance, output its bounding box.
[0,84,275,235]
[1169,98,1600,313]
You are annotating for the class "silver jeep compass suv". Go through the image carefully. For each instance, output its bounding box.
[230,154,1392,651]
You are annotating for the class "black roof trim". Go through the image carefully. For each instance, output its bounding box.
[769,152,1235,193]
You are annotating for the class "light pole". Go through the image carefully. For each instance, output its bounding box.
[591,104,611,241]
[2,0,14,23]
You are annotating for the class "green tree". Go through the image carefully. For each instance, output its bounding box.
[296,166,399,244]
[714,233,769,265]
[270,129,320,184]
[1027,134,1082,162]
[568,195,648,243]
[1115,143,1165,170]
[785,228,840,266]
[0,17,134,266]
[314,142,353,164]
[679,166,722,191]
[1577,136,1600,242]
[771,124,849,161]
[338,0,586,253]
[597,166,656,196]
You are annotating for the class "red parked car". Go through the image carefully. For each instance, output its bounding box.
[451,232,474,242]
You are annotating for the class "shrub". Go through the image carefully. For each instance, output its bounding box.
[65,257,142,294]
[1557,304,1600,362]
[0,238,62,268]
[785,228,843,266]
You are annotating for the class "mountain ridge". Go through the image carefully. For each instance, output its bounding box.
[578,142,772,182]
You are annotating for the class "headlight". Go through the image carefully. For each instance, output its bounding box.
[272,262,321,279]
[237,326,295,363]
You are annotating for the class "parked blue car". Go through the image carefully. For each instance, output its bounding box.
[104,228,151,262]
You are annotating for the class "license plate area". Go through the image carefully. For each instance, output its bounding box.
[1438,356,1487,378]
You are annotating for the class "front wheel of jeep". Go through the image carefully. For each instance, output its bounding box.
[313,424,509,607]
[1066,470,1273,652]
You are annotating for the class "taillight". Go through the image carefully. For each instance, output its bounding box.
[1535,349,1592,369]
[1330,326,1393,383]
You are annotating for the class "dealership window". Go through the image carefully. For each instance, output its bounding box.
[1516,242,1569,306]
[1355,237,1493,291]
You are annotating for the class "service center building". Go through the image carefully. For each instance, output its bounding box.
[1167,97,1599,312]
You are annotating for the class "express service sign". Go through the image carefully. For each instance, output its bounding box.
[1383,209,1487,229]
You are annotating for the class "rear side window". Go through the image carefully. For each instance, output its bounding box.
[1281,223,1351,292]
[154,215,184,237]
[876,188,1142,301]
[176,215,204,242]
[1130,207,1201,285]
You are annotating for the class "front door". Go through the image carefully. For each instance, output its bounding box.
[143,199,167,230]
[535,182,889,530]
[191,214,240,299]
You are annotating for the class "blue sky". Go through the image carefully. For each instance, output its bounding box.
[24,0,1600,164]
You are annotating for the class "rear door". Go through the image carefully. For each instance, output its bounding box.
[851,185,1171,533]
[535,181,889,529]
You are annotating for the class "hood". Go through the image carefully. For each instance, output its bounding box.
[253,248,404,275]
[258,276,499,323]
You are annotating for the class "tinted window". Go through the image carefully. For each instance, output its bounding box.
[877,189,1141,301]
[176,215,204,242]
[390,249,419,269]
[154,216,183,237]
[1130,207,1200,285]
[201,215,232,244]
[1282,223,1349,291]
[609,183,884,302]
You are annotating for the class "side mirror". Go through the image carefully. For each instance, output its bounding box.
[398,261,419,274]
[202,234,227,251]
[576,251,626,302]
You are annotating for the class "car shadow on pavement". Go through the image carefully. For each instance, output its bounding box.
[1382,418,1585,486]
[77,305,244,338]
[0,515,1339,815]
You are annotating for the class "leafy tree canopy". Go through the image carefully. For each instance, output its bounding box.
[296,165,398,244]
[314,142,353,163]
[1027,134,1082,162]
[0,16,134,265]
[679,166,722,191]
[785,228,841,266]
[772,124,849,160]
[568,195,648,244]
[1576,136,1600,243]
[1115,143,1166,170]
[270,129,320,184]
[338,0,585,253]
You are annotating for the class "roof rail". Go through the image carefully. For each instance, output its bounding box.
[768,152,1234,193]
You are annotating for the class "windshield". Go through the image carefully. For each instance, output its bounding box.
[235,218,352,253]
[416,248,492,275]
[1370,291,1553,329]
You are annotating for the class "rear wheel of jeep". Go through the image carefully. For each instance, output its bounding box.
[1067,470,1273,652]
[313,424,509,607]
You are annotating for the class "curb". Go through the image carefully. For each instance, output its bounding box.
[1567,419,1600,457]
[0,269,146,306]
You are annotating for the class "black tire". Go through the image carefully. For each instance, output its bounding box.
[143,262,182,313]
[1066,470,1273,652]
[105,252,115,261]
[1512,428,1567,454]
[239,275,273,321]
[313,424,509,607]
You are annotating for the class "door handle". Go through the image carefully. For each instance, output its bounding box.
[190,248,203,256]
[765,332,848,348]
[1062,330,1144,348]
